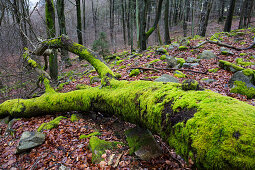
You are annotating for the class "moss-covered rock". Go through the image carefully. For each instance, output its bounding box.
[176,58,185,67]
[129,69,140,77]
[174,70,186,78]
[160,55,166,60]
[178,46,188,51]
[37,116,66,132]
[125,126,162,160]
[149,59,160,64]
[89,136,120,163]
[181,79,201,91]
[156,47,167,54]
[230,81,255,99]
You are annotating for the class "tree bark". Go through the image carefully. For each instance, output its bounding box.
[197,0,214,37]
[224,0,236,32]
[45,0,58,81]
[164,0,171,44]
[56,0,71,67]
[76,0,83,45]
[0,36,254,169]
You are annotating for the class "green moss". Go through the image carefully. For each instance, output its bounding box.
[236,58,252,67]
[150,59,160,64]
[181,79,199,91]
[208,68,219,73]
[1,76,255,168]
[115,73,122,79]
[230,81,255,99]
[210,32,223,41]
[240,42,246,45]
[118,65,126,69]
[192,35,202,40]
[219,60,244,72]
[240,53,247,56]
[80,131,101,139]
[89,136,120,163]
[221,51,229,55]
[115,56,121,60]
[70,114,79,122]
[174,70,186,78]
[76,84,90,90]
[129,69,140,77]
[178,46,188,51]
[37,116,66,132]
[242,68,255,76]
[116,60,124,65]
[81,64,89,67]
[176,58,185,67]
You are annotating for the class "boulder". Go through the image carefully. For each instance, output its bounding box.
[186,57,200,63]
[182,63,199,68]
[154,74,179,83]
[156,47,167,54]
[125,126,162,160]
[197,50,217,59]
[16,131,45,154]
[220,47,234,55]
[165,56,178,68]
[229,70,255,88]
[202,78,217,84]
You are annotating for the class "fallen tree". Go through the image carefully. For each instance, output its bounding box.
[0,36,255,169]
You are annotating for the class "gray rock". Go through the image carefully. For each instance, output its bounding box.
[197,50,217,59]
[59,164,71,170]
[0,116,10,124]
[186,57,200,63]
[16,131,45,154]
[172,42,180,47]
[165,56,178,68]
[125,126,162,161]
[202,79,217,84]
[156,47,167,54]
[168,45,175,50]
[90,76,101,84]
[154,74,179,83]
[229,71,255,88]
[182,63,200,68]
[5,118,19,136]
[220,47,234,55]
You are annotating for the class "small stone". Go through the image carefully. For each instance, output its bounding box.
[182,63,199,68]
[154,74,179,83]
[197,50,217,59]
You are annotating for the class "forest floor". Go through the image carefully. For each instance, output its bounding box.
[1,26,255,169]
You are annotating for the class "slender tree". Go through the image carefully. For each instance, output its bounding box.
[164,0,171,44]
[224,0,236,32]
[45,0,58,80]
[56,0,71,67]
[76,0,83,45]
[197,0,214,37]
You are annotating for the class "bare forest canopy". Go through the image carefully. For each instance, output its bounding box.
[0,0,255,169]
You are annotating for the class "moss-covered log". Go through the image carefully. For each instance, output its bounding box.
[0,37,255,169]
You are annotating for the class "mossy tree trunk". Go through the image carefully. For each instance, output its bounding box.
[0,36,255,169]
[76,0,83,45]
[45,0,58,80]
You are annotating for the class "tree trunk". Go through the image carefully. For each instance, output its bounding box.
[197,0,214,37]
[164,0,171,44]
[56,0,71,67]
[121,0,127,46]
[224,0,236,32]
[183,0,190,37]
[76,0,83,45]
[139,0,164,50]
[218,0,225,23]
[82,0,86,42]
[45,0,58,81]
[0,35,255,169]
